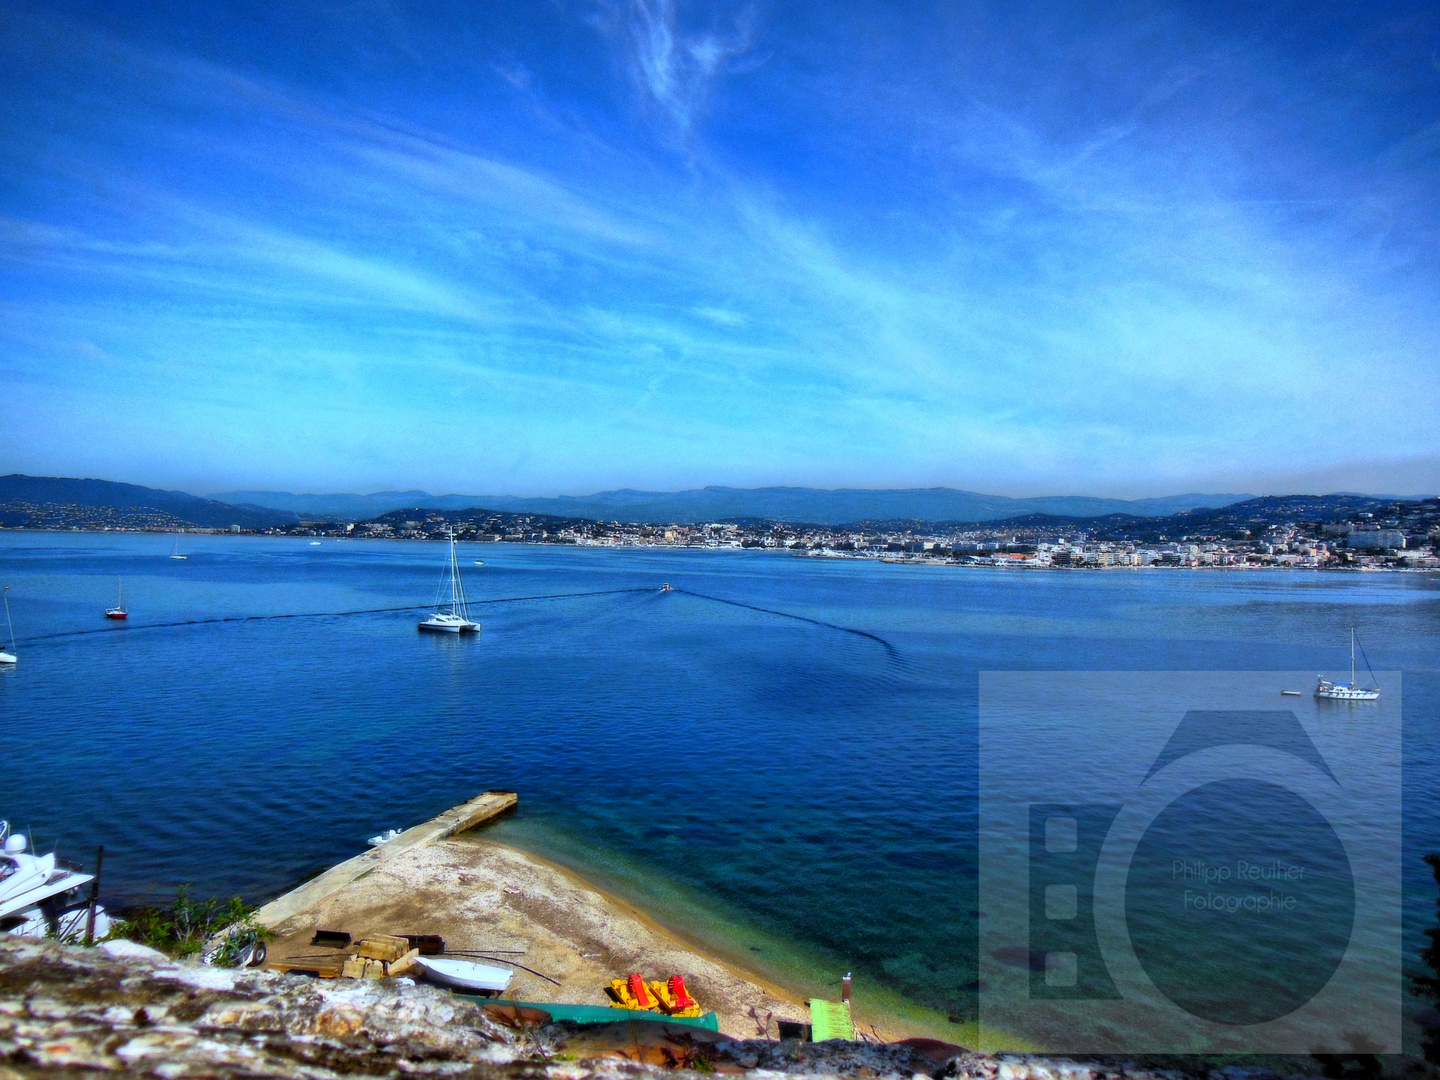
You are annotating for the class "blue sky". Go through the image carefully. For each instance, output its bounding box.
[1,0,1437,497]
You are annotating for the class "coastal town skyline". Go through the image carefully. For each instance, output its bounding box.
[3,0,1439,498]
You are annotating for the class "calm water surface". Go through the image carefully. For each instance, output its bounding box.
[1,533,1436,1041]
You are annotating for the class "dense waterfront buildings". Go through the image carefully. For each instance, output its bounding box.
[6,496,1437,571]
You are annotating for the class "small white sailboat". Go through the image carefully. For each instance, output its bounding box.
[1315,627,1381,701]
[1,587,16,665]
[169,537,188,561]
[309,541,322,546]
[418,531,479,634]
[414,956,513,993]
[105,577,128,620]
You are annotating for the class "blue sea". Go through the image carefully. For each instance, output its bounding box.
[1,532,1437,1047]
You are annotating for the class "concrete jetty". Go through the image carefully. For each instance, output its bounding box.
[254,791,517,929]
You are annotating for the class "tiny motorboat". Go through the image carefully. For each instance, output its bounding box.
[414,956,513,993]
[105,577,128,620]
[310,541,322,546]
[660,583,674,592]
[1281,690,1302,696]
[366,828,402,847]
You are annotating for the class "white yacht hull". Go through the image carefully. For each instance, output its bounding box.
[4,903,113,943]
[418,618,479,633]
[1315,682,1381,701]
[0,651,14,665]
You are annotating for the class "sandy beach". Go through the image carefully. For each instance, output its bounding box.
[264,835,847,1039]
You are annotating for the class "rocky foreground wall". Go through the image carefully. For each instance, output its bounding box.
[0,938,1359,1080]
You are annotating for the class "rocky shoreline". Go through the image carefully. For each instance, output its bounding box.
[0,936,1372,1080]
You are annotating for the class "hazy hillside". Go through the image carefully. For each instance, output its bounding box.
[0,475,298,529]
[968,494,1439,542]
[211,485,1255,525]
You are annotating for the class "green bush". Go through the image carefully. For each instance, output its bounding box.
[108,885,270,964]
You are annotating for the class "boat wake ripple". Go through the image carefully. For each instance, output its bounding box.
[14,588,654,646]
[670,588,901,663]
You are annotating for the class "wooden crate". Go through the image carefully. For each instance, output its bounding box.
[356,935,410,962]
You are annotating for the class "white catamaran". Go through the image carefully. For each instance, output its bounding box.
[1,587,16,665]
[418,531,480,634]
[1315,627,1381,701]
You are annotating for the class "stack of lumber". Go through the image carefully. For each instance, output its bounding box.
[267,935,420,980]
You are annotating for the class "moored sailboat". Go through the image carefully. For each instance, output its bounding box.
[1315,627,1381,700]
[105,577,128,620]
[169,537,187,560]
[419,531,479,633]
[0,587,16,665]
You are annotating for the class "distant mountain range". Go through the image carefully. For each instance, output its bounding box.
[208,485,1259,526]
[4,475,1430,533]
[0,475,298,529]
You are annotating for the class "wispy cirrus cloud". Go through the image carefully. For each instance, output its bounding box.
[2,1,1438,495]
[603,0,757,139]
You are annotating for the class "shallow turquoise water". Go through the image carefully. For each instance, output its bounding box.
[0,533,1436,1042]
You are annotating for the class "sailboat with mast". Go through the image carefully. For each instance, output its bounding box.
[1315,627,1380,700]
[104,577,128,620]
[1,587,17,665]
[169,537,187,561]
[418,531,479,633]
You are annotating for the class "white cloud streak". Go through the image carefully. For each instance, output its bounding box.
[616,0,755,138]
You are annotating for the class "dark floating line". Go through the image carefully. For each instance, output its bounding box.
[14,588,652,646]
[673,587,900,660]
[14,586,901,663]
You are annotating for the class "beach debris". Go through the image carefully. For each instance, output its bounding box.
[311,928,351,948]
[402,932,446,954]
[776,1019,810,1041]
[367,828,403,846]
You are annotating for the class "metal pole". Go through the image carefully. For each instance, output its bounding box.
[84,845,104,946]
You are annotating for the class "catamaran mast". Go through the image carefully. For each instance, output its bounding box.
[447,530,468,619]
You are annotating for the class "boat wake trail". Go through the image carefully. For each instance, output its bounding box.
[15,588,653,646]
[673,588,901,662]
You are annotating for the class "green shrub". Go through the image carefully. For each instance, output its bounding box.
[107,885,270,964]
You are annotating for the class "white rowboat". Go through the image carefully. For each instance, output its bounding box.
[414,956,513,992]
